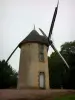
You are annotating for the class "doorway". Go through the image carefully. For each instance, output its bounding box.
[39,72,45,89]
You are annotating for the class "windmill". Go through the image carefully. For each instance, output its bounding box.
[6,0,69,69]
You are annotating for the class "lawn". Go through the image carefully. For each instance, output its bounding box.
[54,94,75,100]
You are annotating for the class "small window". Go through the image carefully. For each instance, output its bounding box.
[39,53,44,61]
[38,44,44,62]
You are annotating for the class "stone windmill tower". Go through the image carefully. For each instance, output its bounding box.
[17,29,49,89]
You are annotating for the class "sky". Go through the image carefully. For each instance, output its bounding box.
[0,0,75,71]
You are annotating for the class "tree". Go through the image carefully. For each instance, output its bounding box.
[61,41,75,89]
[48,41,75,89]
[0,60,18,89]
[48,52,66,88]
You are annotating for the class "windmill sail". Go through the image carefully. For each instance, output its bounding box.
[39,28,47,37]
[6,45,19,63]
[39,28,69,68]
[48,0,59,40]
[50,43,69,68]
[39,0,69,69]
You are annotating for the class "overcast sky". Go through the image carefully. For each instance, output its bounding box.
[0,0,75,71]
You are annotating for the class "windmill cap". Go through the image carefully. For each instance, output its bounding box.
[19,30,49,48]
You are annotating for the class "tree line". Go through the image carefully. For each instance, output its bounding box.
[0,60,18,88]
[48,41,75,89]
[0,40,75,89]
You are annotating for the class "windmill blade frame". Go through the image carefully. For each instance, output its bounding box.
[50,43,69,68]
[39,28,47,37]
[6,45,19,63]
[39,27,70,68]
[48,0,59,40]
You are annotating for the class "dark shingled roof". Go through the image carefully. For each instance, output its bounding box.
[19,30,49,47]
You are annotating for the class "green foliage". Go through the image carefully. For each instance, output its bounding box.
[0,60,18,89]
[48,52,65,88]
[48,41,75,89]
[61,41,75,54]
[54,94,75,100]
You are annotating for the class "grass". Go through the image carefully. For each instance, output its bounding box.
[54,94,75,100]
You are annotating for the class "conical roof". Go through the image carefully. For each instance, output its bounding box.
[19,30,49,47]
